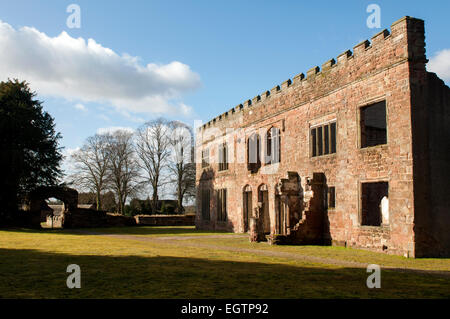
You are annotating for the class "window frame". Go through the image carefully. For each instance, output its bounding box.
[327,186,336,210]
[201,188,210,221]
[359,100,388,149]
[247,133,261,173]
[310,120,337,158]
[201,148,210,168]
[218,142,228,171]
[216,188,227,222]
[359,180,389,227]
[265,127,281,165]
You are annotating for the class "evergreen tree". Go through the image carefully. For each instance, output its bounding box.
[0,79,63,223]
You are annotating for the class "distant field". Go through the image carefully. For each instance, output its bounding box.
[0,226,449,299]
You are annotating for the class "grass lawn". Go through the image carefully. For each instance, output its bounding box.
[0,226,449,299]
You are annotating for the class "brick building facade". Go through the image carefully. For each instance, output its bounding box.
[195,17,450,258]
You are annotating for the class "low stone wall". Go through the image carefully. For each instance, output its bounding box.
[63,209,107,228]
[135,214,195,226]
[106,213,137,227]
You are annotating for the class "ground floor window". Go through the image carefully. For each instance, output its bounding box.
[327,186,336,209]
[217,189,227,221]
[361,182,388,226]
[201,189,210,220]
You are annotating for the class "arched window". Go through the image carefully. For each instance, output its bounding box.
[247,133,261,173]
[266,127,280,164]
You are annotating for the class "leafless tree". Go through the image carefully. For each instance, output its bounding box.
[70,134,111,211]
[106,130,141,214]
[168,121,196,213]
[135,118,172,213]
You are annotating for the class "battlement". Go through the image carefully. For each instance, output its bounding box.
[199,16,425,132]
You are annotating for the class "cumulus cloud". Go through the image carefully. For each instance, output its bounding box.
[428,49,450,82]
[0,20,200,115]
[96,126,135,135]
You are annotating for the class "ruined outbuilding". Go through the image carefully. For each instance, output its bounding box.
[195,17,450,258]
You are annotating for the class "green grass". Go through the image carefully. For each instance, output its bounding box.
[0,226,449,299]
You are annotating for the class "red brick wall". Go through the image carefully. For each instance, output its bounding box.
[196,17,447,257]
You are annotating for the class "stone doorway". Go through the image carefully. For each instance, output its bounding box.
[275,194,287,235]
[243,185,252,232]
[258,184,270,234]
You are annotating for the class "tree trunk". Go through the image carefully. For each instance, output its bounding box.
[96,190,102,211]
[152,187,158,213]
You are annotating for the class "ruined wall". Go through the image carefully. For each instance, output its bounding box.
[410,69,450,256]
[196,17,433,257]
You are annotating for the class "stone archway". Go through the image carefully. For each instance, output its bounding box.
[24,186,79,228]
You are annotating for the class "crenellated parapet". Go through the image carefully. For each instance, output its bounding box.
[199,16,425,131]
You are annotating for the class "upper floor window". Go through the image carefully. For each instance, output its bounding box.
[311,121,336,157]
[247,133,261,173]
[360,101,387,148]
[265,127,281,164]
[201,148,210,168]
[218,142,228,171]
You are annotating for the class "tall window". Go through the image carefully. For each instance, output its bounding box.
[201,148,210,168]
[218,143,228,171]
[201,189,210,220]
[217,189,227,221]
[311,121,337,157]
[360,101,387,148]
[247,134,261,173]
[265,127,281,164]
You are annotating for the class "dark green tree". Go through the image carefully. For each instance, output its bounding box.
[0,79,63,223]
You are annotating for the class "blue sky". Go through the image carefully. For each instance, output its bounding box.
[0,0,449,166]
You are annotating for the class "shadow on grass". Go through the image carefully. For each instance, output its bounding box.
[0,248,449,299]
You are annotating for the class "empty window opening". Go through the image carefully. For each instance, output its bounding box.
[311,121,337,157]
[217,189,227,221]
[360,101,387,148]
[247,133,261,173]
[218,143,228,171]
[243,187,252,232]
[361,182,388,226]
[201,189,210,220]
[201,148,210,168]
[265,127,281,164]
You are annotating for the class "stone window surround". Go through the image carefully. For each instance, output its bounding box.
[357,96,389,150]
[357,177,391,229]
[309,118,337,159]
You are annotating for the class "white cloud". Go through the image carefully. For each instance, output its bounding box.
[74,103,87,112]
[0,20,200,115]
[428,49,450,81]
[96,126,135,135]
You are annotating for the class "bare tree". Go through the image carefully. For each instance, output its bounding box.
[70,134,110,210]
[135,118,172,213]
[168,121,196,213]
[106,130,140,214]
